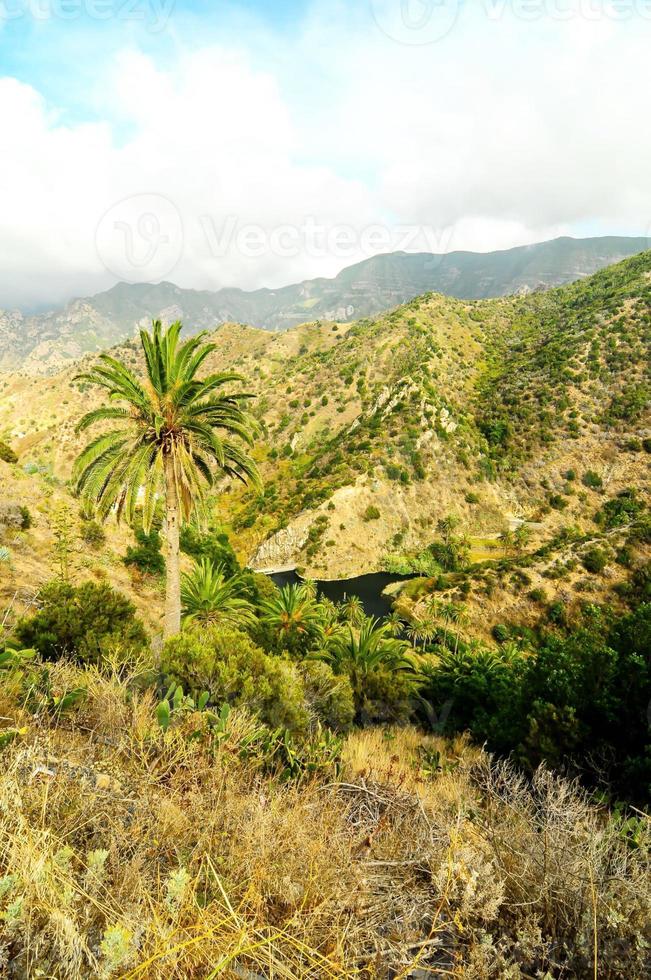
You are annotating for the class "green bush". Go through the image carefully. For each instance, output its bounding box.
[528,588,547,604]
[599,489,646,529]
[548,494,568,511]
[359,667,414,726]
[581,547,609,574]
[161,627,310,735]
[15,581,148,664]
[492,624,510,644]
[180,525,241,579]
[124,528,165,575]
[0,440,17,464]
[18,506,32,530]
[362,505,381,522]
[582,470,603,490]
[420,604,651,804]
[299,660,354,732]
[80,520,106,548]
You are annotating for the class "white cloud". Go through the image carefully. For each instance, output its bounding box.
[1,1,651,309]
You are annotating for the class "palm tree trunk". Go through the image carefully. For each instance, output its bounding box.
[164,454,181,638]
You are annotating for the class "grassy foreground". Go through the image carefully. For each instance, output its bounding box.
[0,659,649,979]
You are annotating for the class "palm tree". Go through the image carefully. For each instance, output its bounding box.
[258,582,323,650]
[446,602,468,654]
[180,558,256,630]
[514,524,531,554]
[321,616,412,717]
[500,529,515,557]
[406,614,437,650]
[73,320,259,638]
[318,597,346,645]
[437,514,460,544]
[340,593,365,626]
[384,610,404,637]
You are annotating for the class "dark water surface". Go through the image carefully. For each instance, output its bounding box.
[269,570,414,619]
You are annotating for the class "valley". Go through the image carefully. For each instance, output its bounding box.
[1,250,649,642]
[1,251,649,978]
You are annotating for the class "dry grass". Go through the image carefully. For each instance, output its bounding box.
[0,662,649,978]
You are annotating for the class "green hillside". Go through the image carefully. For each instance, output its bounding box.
[1,236,648,374]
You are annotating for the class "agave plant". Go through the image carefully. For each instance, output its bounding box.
[180,558,256,630]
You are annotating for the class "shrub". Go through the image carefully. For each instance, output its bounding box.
[15,581,148,664]
[80,519,106,548]
[581,546,608,574]
[362,505,381,522]
[492,624,510,644]
[161,627,310,734]
[18,506,32,530]
[546,600,567,626]
[582,470,603,490]
[422,602,651,804]
[548,494,568,511]
[528,588,547,603]
[624,438,642,452]
[299,661,355,732]
[124,527,165,575]
[599,489,645,529]
[359,667,415,726]
[0,440,17,464]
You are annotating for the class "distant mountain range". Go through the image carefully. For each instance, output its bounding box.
[1,235,648,374]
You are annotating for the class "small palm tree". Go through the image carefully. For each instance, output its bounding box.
[321,616,412,717]
[385,610,404,637]
[500,529,515,557]
[318,597,346,645]
[406,618,436,650]
[437,514,460,544]
[259,582,323,649]
[340,593,365,626]
[73,320,259,637]
[514,524,531,554]
[180,558,256,630]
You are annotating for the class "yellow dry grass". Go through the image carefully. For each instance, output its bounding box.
[0,661,649,978]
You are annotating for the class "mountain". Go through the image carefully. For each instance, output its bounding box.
[1,251,649,643]
[1,235,648,375]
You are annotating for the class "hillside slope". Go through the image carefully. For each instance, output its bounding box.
[1,252,649,639]
[0,236,648,375]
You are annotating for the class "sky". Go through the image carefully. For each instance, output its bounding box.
[1,0,651,310]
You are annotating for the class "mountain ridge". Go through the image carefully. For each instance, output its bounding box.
[1,235,649,375]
